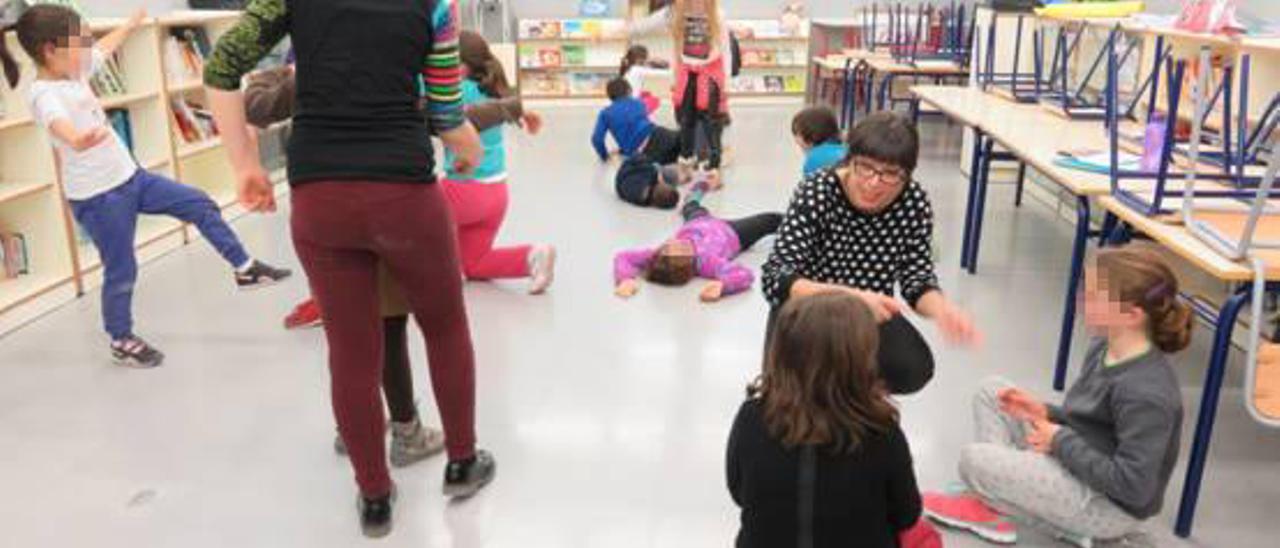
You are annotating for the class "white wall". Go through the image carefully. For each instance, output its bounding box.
[80,0,1280,23]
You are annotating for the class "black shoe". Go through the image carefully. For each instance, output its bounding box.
[235,260,292,290]
[443,450,496,498]
[111,336,164,368]
[357,485,397,538]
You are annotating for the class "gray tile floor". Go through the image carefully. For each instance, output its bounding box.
[1,103,1277,547]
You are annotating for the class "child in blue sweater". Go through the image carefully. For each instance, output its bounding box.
[592,78,680,164]
[792,106,847,178]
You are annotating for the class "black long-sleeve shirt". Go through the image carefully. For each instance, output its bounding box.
[761,169,940,309]
[726,399,921,548]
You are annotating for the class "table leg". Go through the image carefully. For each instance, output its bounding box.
[878,73,895,111]
[1014,162,1027,207]
[961,129,986,271]
[966,135,997,274]
[1098,212,1118,247]
[1175,286,1252,538]
[1053,196,1091,391]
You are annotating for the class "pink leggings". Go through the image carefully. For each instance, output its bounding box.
[441,180,531,280]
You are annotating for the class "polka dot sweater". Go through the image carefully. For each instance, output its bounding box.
[762,169,940,309]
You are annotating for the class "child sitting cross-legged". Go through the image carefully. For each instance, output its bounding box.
[924,246,1190,547]
[792,105,847,178]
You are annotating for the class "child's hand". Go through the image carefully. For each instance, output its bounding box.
[853,289,902,323]
[518,111,543,135]
[1026,419,1061,454]
[998,388,1049,422]
[700,281,724,303]
[615,280,639,299]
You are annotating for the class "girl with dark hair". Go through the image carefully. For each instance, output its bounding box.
[1,5,290,368]
[727,291,931,547]
[443,30,556,294]
[614,180,780,303]
[762,112,981,396]
[925,245,1190,546]
[204,0,493,537]
[619,44,669,112]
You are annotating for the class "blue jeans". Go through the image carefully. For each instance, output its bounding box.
[70,170,251,340]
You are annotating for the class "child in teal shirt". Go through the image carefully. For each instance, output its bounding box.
[792,106,848,177]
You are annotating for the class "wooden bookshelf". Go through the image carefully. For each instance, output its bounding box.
[0,11,277,335]
[517,18,630,100]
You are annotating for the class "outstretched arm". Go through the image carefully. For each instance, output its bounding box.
[94,9,147,59]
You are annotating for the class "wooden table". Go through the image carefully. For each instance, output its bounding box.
[861,58,969,122]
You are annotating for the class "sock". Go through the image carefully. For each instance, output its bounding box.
[235,259,256,274]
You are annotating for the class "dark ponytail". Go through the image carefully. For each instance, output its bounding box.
[3,4,83,88]
[620,45,648,76]
[1,24,18,87]
[459,30,512,99]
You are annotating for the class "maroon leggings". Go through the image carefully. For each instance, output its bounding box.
[291,181,476,498]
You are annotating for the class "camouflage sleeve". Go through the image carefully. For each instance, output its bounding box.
[204,0,290,91]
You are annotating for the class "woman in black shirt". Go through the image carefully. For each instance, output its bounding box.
[728,292,922,547]
[761,112,981,395]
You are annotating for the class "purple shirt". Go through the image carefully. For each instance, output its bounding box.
[614,216,755,295]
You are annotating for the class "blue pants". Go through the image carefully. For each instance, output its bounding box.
[70,170,251,340]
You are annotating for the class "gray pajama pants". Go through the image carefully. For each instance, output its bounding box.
[958,377,1141,541]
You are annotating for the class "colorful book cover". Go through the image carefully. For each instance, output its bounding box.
[537,48,563,68]
[764,76,785,93]
[582,20,602,38]
[518,45,538,68]
[107,109,134,152]
[562,20,586,39]
[784,74,804,93]
[562,44,586,66]
[568,73,608,96]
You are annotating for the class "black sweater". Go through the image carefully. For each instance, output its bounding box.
[726,400,921,548]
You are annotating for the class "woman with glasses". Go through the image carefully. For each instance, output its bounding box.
[762,112,982,395]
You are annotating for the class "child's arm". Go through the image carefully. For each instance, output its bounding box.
[1047,390,1180,514]
[94,9,147,59]
[48,119,111,152]
[885,425,924,532]
[725,403,748,507]
[591,112,610,161]
[702,256,754,297]
[614,248,656,286]
[244,65,295,129]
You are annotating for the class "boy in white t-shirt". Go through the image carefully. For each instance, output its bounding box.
[0,5,291,367]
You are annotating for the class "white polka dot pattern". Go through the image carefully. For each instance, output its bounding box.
[761,169,940,308]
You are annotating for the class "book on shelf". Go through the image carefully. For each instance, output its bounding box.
[522,73,569,96]
[568,73,609,96]
[536,47,564,68]
[0,232,29,280]
[731,73,802,94]
[562,44,586,66]
[164,26,213,84]
[89,50,128,98]
[170,97,218,144]
[105,109,134,152]
[519,18,624,40]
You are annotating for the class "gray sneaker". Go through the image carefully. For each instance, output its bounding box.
[390,418,446,468]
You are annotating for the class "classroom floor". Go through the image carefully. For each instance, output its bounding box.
[1,103,1277,547]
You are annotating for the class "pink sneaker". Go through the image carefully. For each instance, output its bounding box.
[923,491,1018,544]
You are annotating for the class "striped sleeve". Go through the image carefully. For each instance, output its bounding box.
[204,0,289,91]
[423,0,465,131]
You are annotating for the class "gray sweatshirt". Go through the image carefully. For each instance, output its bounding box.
[1048,339,1184,519]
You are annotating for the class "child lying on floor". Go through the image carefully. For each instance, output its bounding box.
[614,179,780,303]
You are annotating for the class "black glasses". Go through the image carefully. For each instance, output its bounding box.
[850,160,907,189]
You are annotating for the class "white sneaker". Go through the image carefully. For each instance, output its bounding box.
[528,245,556,295]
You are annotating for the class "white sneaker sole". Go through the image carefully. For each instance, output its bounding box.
[528,247,556,295]
[924,510,1017,544]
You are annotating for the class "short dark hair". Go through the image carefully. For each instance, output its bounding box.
[845,111,919,174]
[2,4,83,88]
[606,78,632,101]
[791,106,841,146]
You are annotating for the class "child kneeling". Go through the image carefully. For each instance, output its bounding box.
[924,246,1189,546]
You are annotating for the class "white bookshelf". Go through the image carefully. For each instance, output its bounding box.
[0,11,261,335]
[517,18,630,100]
